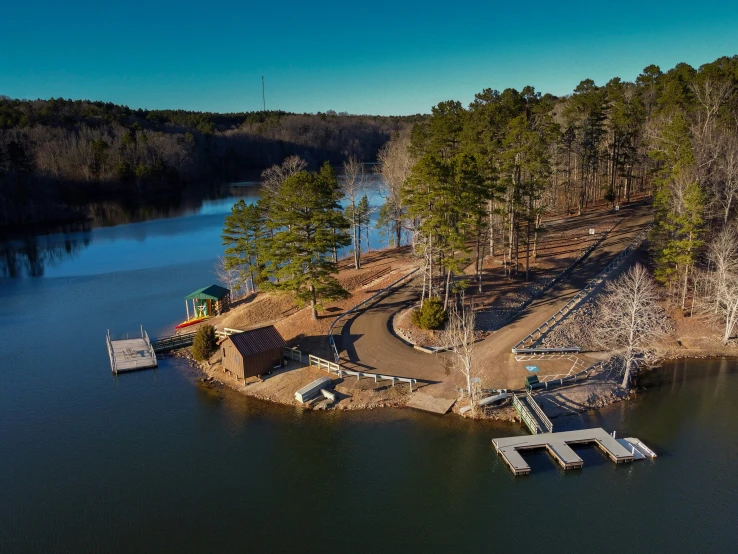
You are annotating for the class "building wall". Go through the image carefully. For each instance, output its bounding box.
[222,341,245,379]
[221,340,283,380]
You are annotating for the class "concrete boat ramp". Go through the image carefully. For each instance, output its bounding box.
[406,392,456,414]
[493,428,656,476]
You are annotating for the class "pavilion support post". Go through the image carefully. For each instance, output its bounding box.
[186,300,190,321]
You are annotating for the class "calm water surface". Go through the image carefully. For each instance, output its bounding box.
[1,189,737,553]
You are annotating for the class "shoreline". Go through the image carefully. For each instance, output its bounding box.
[173,342,736,428]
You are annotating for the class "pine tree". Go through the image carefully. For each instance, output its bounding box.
[262,169,351,320]
[649,112,706,306]
[221,199,265,293]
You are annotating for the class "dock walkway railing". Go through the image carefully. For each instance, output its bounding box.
[513,391,553,434]
[106,330,116,371]
[512,224,652,352]
[142,329,156,360]
[151,332,196,353]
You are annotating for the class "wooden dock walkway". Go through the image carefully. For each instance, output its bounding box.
[492,427,638,475]
[106,328,157,373]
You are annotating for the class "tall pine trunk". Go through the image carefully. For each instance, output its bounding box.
[310,283,318,321]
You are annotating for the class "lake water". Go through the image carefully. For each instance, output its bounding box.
[1,187,737,553]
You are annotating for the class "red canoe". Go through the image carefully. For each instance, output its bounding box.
[175,316,209,330]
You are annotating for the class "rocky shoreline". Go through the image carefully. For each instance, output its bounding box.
[174,349,415,411]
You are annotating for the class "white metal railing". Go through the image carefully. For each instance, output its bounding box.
[308,354,418,392]
[106,329,116,372]
[526,390,553,433]
[493,221,619,330]
[527,360,604,391]
[142,329,156,361]
[215,327,244,338]
[512,224,652,352]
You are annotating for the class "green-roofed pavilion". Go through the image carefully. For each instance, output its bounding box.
[183,284,231,322]
[185,284,231,301]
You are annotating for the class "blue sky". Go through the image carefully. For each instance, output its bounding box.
[1,1,737,115]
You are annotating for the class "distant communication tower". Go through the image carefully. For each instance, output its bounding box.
[261,76,266,112]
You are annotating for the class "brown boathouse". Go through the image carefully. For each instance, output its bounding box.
[221,326,286,380]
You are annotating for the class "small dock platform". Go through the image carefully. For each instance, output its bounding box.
[492,428,639,475]
[106,328,158,373]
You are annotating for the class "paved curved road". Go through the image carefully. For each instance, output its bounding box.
[337,286,449,382]
[337,200,654,395]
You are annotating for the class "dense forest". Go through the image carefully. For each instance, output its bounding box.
[0,99,420,228]
[373,55,738,322]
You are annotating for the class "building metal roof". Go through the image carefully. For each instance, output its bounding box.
[185,284,230,301]
[229,326,286,356]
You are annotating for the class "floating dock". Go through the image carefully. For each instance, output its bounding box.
[106,327,158,373]
[492,427,647,475]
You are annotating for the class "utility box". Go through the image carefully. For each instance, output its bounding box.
[525,375,540,390]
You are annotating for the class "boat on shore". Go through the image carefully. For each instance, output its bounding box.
[175,316,209,330]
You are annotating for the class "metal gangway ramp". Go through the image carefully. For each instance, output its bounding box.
[512,391,553,435]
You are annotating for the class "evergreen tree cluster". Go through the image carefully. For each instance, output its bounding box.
[386,55,738,308]
[222,163,351,320]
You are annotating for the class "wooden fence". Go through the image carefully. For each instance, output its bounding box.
[308,354,418,392]
[215,327,244,339]
[284,346,302,362]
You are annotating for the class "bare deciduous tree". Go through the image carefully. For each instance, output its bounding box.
[213,255,245,298]
[260,155,307,197]
[704,226,738,344]
[441,298,478,413]
[376,132,414,247]
[714,137,738,223]
[690,78,734,137]
[596,264,669,388]
[341,156,365,269]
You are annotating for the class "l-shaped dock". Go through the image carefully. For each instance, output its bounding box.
[492,427,655,475]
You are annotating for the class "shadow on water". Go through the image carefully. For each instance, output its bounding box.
[0,184,261,278]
